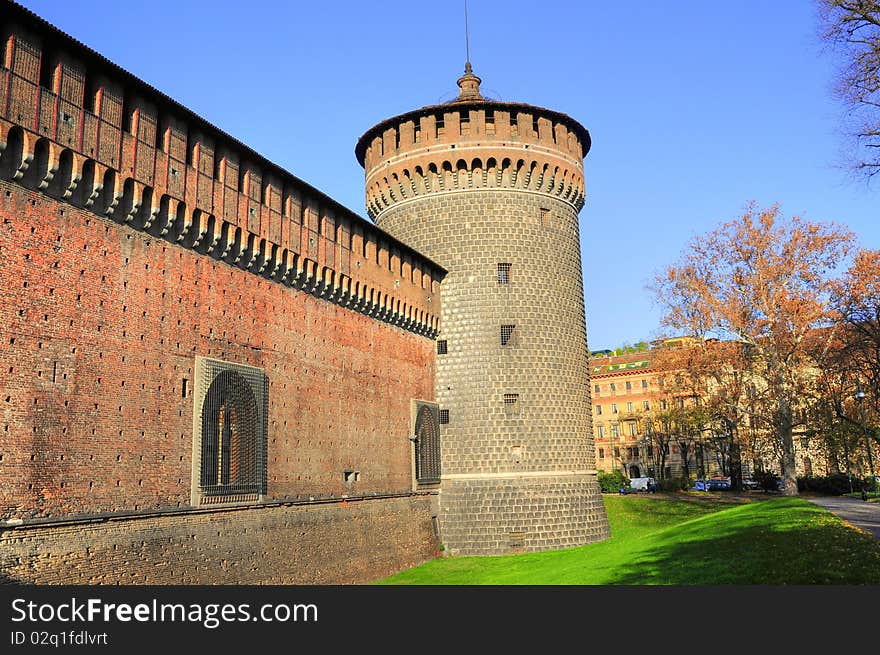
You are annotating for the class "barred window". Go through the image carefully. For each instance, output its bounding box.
[439,409,450,424]
[497,263,511,284]
[501,324,516,345]
[196,362,268,500]
[414,403,441,484]
[437,339,448,355]
[503,393,520,415]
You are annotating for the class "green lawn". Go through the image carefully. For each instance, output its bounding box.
[378,494,880,584]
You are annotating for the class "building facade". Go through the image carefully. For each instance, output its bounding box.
[590,341,832,483]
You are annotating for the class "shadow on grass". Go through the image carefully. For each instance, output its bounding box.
[606,498,880,585]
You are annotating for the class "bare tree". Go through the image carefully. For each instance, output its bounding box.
[818,0,880,178]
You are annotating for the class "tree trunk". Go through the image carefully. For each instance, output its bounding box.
[777,395,798,496]
[730,443,743,491]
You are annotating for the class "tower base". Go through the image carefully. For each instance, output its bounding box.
[438,473,610,556]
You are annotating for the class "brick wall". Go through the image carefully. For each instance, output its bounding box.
[0,494,438,585]
[0,180,435,520]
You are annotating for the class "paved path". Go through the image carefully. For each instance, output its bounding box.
[805,495,880,540]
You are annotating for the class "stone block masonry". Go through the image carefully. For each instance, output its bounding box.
[0,495,437,585]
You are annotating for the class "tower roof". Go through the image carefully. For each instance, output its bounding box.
[448,62,484,104]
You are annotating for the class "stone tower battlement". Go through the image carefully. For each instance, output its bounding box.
[356,96,589,218]
[357,66,610,556]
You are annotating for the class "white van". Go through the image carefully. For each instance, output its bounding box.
[629,477,656,492]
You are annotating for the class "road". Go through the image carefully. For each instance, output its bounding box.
[805,495,880,540]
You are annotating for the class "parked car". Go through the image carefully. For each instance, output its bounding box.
[742,478,759,490]
[692,477,731,491]
[706,476,731,491]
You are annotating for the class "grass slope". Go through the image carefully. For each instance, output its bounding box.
[378,495,880,585]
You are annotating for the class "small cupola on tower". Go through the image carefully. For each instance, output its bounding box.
[452,61,483,103]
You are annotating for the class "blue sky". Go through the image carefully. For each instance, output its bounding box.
[18,0,878,350]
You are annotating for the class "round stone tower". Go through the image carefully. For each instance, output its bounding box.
[356,64,610,555]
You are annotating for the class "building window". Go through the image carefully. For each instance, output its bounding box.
[437,339,448,354]
[414,403,441,484]
[497,263,511,284]
[503,393,520,416]
[660,400,667,410]
[439,409,450,424]
[611,424,620,437]
[611,403,618,413]
[599,448,605,459]
[628,422,637,436]
[594,384,600,394]
[626,401,634,413]
[643,400,650,411]
[501,324,516,346]
[625,381,632,391]
[614,447,620,458]
[597,425,605,438]
[595,404,603,415]
[647,446,654,458]
[610,383,616,392]
[540,207,551,227]
[642,379,648,389]
[194,357,268,503]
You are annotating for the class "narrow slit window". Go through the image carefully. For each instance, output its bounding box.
[439,409,450,425]
[497,263,511,285]
[437,339,448,355]
[501,324,516,346]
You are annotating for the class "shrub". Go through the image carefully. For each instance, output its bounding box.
[658,477,687,492]
[598,470,629,493]
[797,473,854,496]
[752,469,781,492]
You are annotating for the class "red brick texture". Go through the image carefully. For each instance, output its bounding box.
[0,5,443,583]
[0,181,435,520]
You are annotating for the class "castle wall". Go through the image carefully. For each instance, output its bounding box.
[0,494,437,585]
[0,5,443,583]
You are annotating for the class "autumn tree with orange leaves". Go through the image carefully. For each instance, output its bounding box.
[816,249,880,483]
[653,203,856,496]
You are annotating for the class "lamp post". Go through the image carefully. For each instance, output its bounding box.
[855,386,876,496]
[841,426,854,494]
